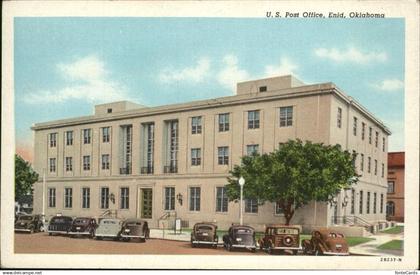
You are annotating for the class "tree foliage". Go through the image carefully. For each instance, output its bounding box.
[15,154,39,201]
[226,139,358,225]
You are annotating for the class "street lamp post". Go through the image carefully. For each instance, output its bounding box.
[238,177,245,225]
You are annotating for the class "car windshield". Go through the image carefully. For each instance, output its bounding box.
[74,219,89,224]
[19,216,33,221]
[102,220,117,225]
[235,228,253,234]
[328,233,343,238]
[274,228,298,235]
[51,217,72,223]
[126,222,143,226]
[196,226,213,231]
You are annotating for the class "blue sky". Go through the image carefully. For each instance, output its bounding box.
[14,18,405,159]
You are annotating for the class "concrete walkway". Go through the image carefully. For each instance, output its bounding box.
[149,228,192,242]
[349,232,404,256]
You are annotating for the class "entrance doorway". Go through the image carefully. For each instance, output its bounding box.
[141,188,153,219]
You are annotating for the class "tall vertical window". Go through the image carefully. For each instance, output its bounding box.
[65,157,73,172]
[373,193,377,214]
[368,127,372,144]
[280,106,293,127]
[380,194,384,213]
[375,131,379,147]
[359,190,363,214]
[164,187,175,210]
[248,110,260,129]
[66,131,73,146]
[360,154,364,172]
[350,189,355,214]
[191,148,201,166]
[382,137,386,152]
[49,133,57,147]
[218,113,230,132]
[82,187,90,209]
[49,158,56,172]
[120,187,129,209]
[275,202,284,215]
[366,192,371,214]
[189,187,201,211]
[367,157,371,173]
[142,123,155,174]
[83,129,91,144]
[245,199,258,213]
[120,125,132,174]
[353,117,358,136]
[191,116,202,134]
[218,146,229,165]
[361,122,366,140]
[102,154,110,170]
[216,187,228,212]
[352,150,356,168]
[374,159,378,175]
[381,163,385,178]
[48,188,56,208]
[102,127,110,143]
[64,187,72,208]
[165,121,178,173]
[337,107,342,128]
[386,201,395,216]
[83,156,91,171]
[100,187,109,209]
[387,181,395,193]
[246,144,259,156]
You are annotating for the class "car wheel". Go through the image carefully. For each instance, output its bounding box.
[48,233,52,236]
[29,228,34,234]
[140,238,146,243]
[268,246,273,255]
[123,238,130,242]
[251,248,256,253]
[315,249,323,256]
[227,242,232,251]
[293,250,298,255]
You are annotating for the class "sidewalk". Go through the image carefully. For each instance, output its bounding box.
[149,228,191,242]
[349,232,404,256]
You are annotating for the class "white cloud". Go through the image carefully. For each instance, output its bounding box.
[24,55,132,104]
[314,47,387,64]
[216,54,250,91]
[264,57,299,78]
[371,79,404,91]
[159,57,211,83]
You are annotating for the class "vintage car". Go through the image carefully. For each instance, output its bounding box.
[94,218,123,240]
[47,216,73,235]
[302,228,349,256]
[68,217,97,238]
[258,224,301,255]
[190,222,219,248]
[120,219,150,242]
[14,214,43,233]
[222,225,257,252]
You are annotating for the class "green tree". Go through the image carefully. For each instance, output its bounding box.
[15,154,39,201]
[226,139,358,225]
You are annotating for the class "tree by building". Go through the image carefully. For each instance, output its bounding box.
[226,139,358,225]
[15,154,39,202]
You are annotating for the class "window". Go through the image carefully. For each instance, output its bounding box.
[386,201,395,216]
[366,192,370,214]
[82,187,90,209]
[380,194,384,214]
[107,108,112,113]
[375,131,379,147]
[120,187,129,209]
[49,158,56,173]
[382,137,386,152]
[191,116,202,134]
[49,133,57,147]
[102,127,110,143]
[65,157,73,172]
[165,121,178,173]
[387,181,395,193]
[353,117,357,136]
[218,113,230,132]
[337,107,342,128]
[100,187,109,209]
[66,131,73,146]
[246,144,259,156]
[352,150,356,168]
[101,154,110,170]
[216,187,228,212]
[367,157,371,173]
[280,106,293,127]
[164,187,175,211]
[189,187,201,211]
[369,127,372,144]
[64,188,72,208]
[359,190,363,214]
[248,110,260,129]
[191,148,201,166]
[361,122,365,140]
[373,193,377,214]
[374,159,378,175]
[245,199,258,213]
[48,188,56,208]
[381,163,385,178]
[83,156,91,171]
[218,146,229,165]
[83,129,91,144]
[350,189,355,214]
[275,202,284,215]
[259,86,267,92]
[360,154,364,172]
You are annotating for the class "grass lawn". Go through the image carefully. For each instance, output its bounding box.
[377,240,403,250]
[381,226,404,234]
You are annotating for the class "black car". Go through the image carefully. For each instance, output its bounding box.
[68,217,97,238]
[223,225,257,252]
[47,216,73,236]
[14,214,43,233]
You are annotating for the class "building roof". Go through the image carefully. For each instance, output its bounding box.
[388,152,405,167]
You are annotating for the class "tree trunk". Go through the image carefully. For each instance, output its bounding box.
[281,200,295,225]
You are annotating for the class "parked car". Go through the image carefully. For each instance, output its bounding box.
[301,228,349,256]
[120,219,150,242]
[68,217,97,238]
[94,218,123,240]
[191,222,219,248]
[223,225,257,252]
[14,214,43,233]
[258,224,301,255]
[47,216,73,236]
